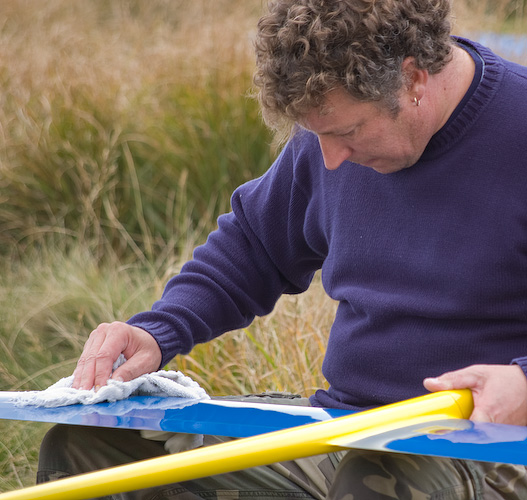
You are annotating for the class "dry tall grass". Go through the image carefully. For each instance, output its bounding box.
[0,0,273,261]
[453,0,527,33]
[0,0,326,490]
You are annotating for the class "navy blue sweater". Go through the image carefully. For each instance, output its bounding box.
[129,39,527,411]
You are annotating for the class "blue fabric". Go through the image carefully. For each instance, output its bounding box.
[129,39,527,411]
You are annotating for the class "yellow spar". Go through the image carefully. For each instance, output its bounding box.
[0,390,473,500]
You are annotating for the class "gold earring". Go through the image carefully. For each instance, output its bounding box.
[413,97,421,106]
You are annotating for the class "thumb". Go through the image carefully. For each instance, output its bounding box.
[423,368,480,392]
[110,351,161,383]
[110,358,145,383]
[423,375,455,392]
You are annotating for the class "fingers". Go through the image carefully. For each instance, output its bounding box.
[72,322,126,390]
[423,364,527,425]
[111,327,162,383]
[72,322,162,391]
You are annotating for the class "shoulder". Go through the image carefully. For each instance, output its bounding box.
[235,128,324,199]
[461,37,527,86]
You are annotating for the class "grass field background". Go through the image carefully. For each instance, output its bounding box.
[0,0,526,491]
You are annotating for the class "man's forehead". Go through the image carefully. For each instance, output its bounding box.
[300,93,361,134]
[317,88,349,115]
[318,103,336,116]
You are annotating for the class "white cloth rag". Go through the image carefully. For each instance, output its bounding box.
[12,355,209,408]
[11,355,210,453]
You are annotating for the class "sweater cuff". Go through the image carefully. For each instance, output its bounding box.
[511,357,527,379]
[126,319,184,370]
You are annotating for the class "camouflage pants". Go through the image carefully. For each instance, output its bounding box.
[37,394,527,499]
[327,449,527,499]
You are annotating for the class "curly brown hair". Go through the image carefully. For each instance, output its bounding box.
[254,0,454,134]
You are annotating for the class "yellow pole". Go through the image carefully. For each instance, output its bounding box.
[0,390,472,500]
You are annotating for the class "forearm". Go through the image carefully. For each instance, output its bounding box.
[127,212,304,367]
[129,136,325,367]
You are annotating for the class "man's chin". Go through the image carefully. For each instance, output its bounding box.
[358,159,412,174]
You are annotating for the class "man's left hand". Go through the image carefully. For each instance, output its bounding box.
[424,364,527,425]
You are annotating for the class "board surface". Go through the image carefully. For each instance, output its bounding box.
[0,392,351,437]
[341,416,527,465]
[2,391,527,467]
[2,389,527,467]
[2,390,527,500]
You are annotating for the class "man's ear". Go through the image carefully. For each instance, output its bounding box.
[401,57,428,101]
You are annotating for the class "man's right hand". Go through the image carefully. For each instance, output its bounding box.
[72,321,163,391]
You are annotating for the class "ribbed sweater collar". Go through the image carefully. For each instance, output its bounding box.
[421,37,503,161]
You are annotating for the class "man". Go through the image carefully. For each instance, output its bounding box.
[39,0,527,498]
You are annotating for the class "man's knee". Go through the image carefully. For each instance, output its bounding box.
[38,424,166,484]
[38,424,78,483]
[328,450,473,500]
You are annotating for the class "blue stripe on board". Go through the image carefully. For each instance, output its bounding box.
[3,395,527,464]
[0,395,352,437]
[342,418,527,466]
[387,419,527,465]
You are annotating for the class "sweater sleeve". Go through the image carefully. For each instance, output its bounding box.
[512,357,527,380]
[127,134,325,367]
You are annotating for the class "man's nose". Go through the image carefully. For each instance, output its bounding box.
[318,136,352,170]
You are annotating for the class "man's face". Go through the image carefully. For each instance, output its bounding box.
[300,88,429,174]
